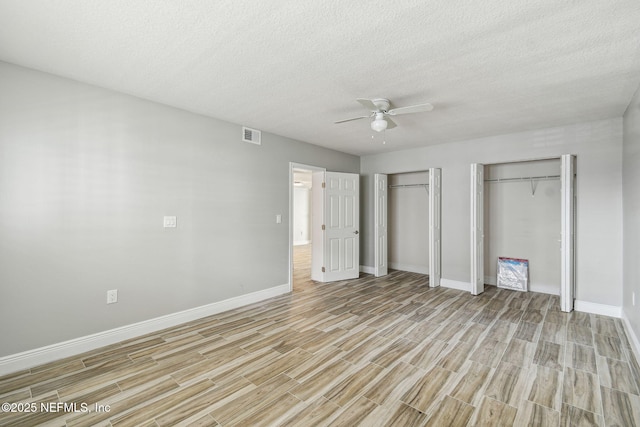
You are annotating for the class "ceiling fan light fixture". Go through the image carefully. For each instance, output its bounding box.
[371,115,387,132]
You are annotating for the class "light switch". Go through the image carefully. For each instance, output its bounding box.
[276,214,282,224]
[163,216,177,228]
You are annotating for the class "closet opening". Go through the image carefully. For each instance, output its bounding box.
[374,168,441,285]
[484,159,561,295]
[388,171,430,275]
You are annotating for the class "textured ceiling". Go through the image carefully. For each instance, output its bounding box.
[1,1,639,155]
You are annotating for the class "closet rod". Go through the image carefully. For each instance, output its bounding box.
[388,183,429,188]
[484,174,560,183]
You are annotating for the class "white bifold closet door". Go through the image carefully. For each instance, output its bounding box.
[470,164,485,295]
[560,154,576,312]
[428,168,442,287]
[374,174,388,277]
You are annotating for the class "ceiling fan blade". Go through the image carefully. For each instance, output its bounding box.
[385,117,397,129]
[334,116,369,124]
[356,98,379,111]
[387,102,434,116]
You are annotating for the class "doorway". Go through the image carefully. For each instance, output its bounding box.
[289,163,361,291]
[388,171,430,274]
[292,168,313,291]
[290,163,324,291]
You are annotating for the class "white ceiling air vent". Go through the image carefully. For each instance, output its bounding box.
[242,127,261,145]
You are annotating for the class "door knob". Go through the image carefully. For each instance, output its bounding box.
[354,230,359,235]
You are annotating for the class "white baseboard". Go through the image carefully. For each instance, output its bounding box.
[622,311,640,364]
[441,279,471,292]
[0,284,290,376]
[293,240,311,246]
[574,300,622,318]
[389,263,429,275]
[360,265,375,274]
[529,283,560,296]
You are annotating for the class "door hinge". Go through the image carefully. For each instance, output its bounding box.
[322,224,325,230]
[322,267,325,272]
[322,182,325,188]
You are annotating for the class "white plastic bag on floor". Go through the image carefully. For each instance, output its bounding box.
[497,257,528,291]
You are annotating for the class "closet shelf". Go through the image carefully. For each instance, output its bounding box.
[388,184,429,188]
[484,174,560,196]
[484,174,560,183]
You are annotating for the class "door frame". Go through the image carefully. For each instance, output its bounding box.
[470,155,576,311]
[289,162,326,292]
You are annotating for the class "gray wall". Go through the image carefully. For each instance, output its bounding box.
[361,118,623,307]
[0,62,359,356]
[623,84,640,348]
[484,160,561,295]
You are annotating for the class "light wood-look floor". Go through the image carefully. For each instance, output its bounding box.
[1,244,639,426]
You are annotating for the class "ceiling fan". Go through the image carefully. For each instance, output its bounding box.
[335,98,434,132]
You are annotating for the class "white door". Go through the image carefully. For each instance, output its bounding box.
[323,172,360,282]
[374,174,388,277]
[471,163,484,295]
[561,154,576,312]
[429,168,442,287]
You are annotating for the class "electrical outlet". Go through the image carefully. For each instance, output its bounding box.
[163,216,177,228]
[107,289,118,304]
[276,214,282,224]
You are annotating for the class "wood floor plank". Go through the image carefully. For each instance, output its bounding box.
[448,361,491,405]
[533,340,564,371]
[596,356,640,394]
[363,361,420,406]
[280,396,341,427]
[594,333,625,360]
[470,338,508,368]
[208,374,297,425]
[600,385,640,427]
[566,342,597,374]
[290,359,354,401]
[501,338,535,368]
[3,248,639,427]
[562,367,602,414]
[406,339,449,370]
[513,399,560,426]
[400,366,454,412]
[469,396,517,426]
[484,362,529,406]
[326,395,378,427]
[423,395,474,427]
[322,362,384,407]
[527,365,563,411]
[560,403,603,427]
[67,377,180,427]
[513,321,540,342]
[379,402,428,427]
[567,324,594,347]
[110,378,215,427]
[155,377,254,426]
